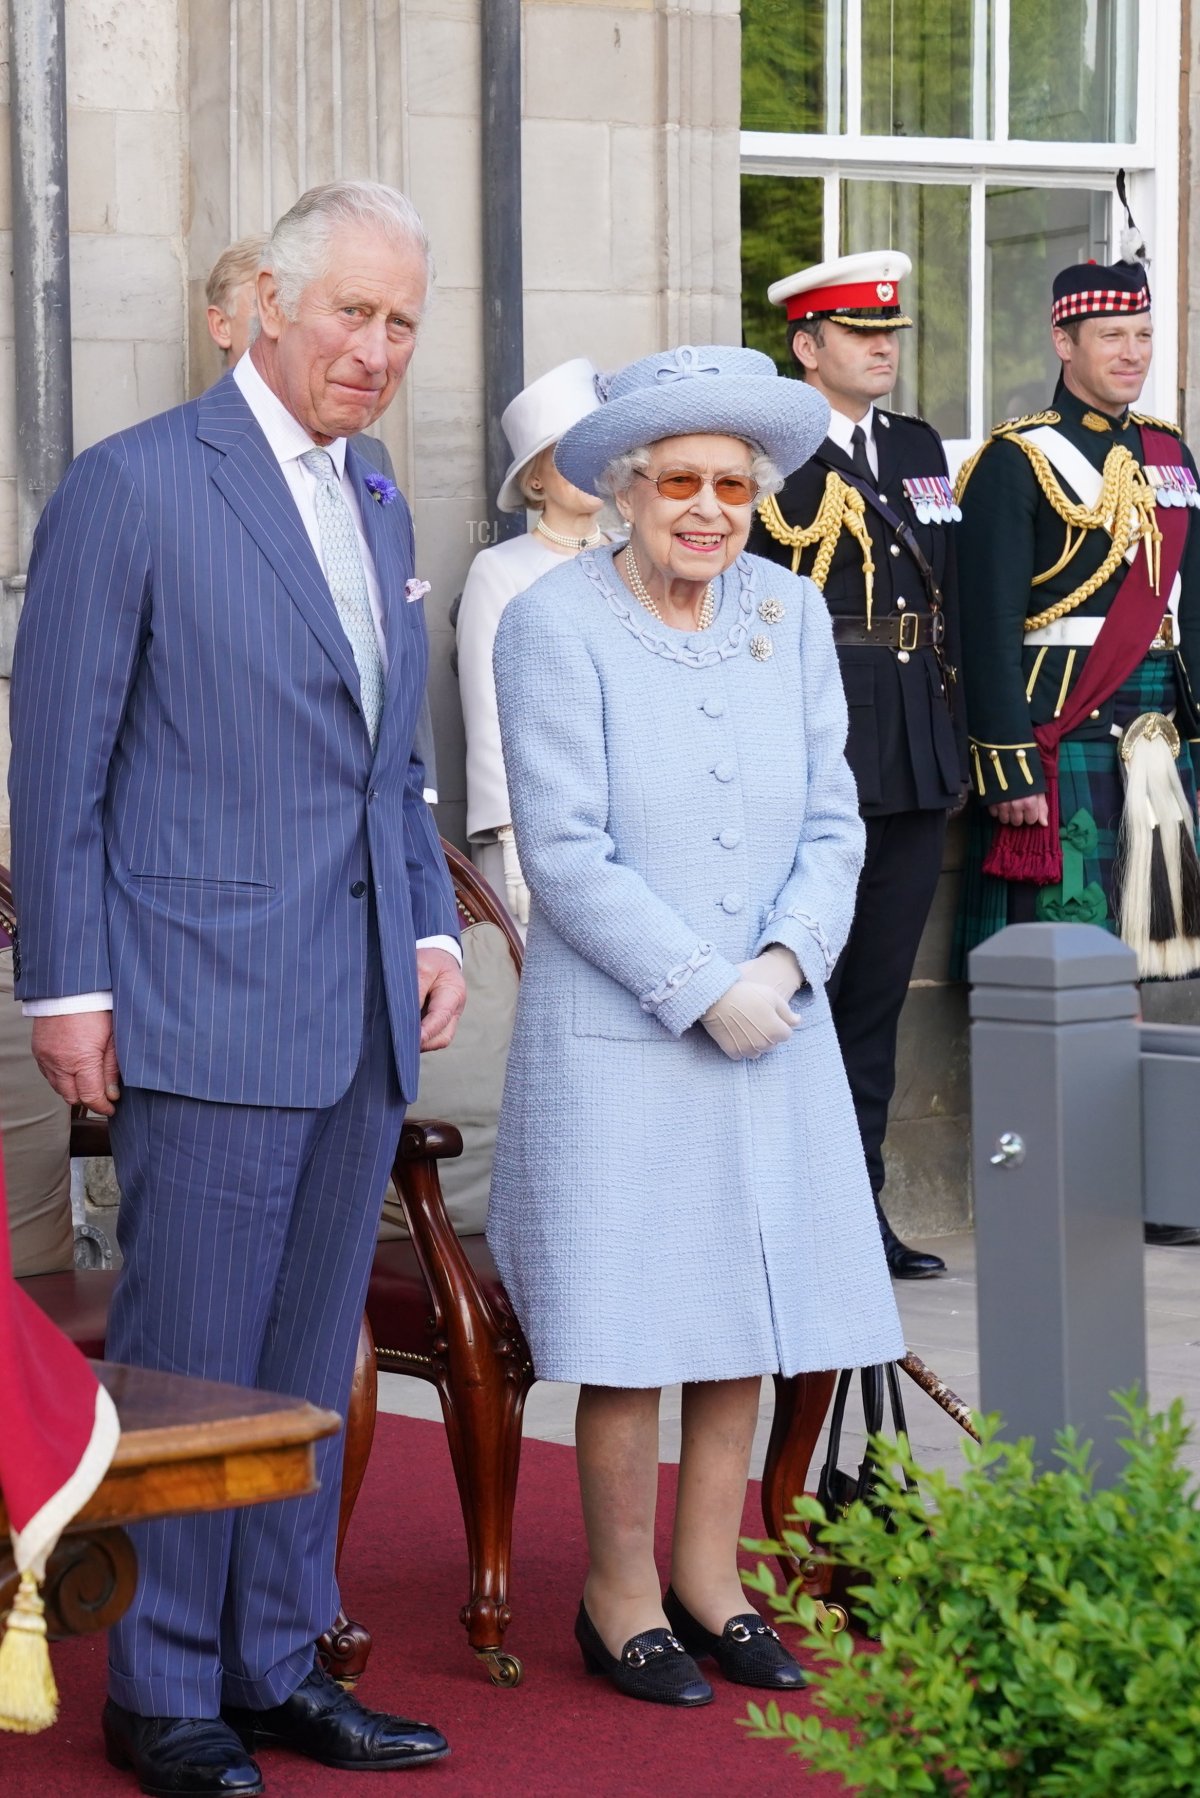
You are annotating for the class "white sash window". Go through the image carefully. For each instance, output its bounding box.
[741,0,1178,465]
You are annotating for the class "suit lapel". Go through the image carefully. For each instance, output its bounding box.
[817,437,855,481]
[197,382,365,707]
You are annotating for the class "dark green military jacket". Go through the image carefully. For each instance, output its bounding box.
[956,383,1200,805]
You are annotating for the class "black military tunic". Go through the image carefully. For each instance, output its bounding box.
[749,405,969,1204]
[954,383,1200,966]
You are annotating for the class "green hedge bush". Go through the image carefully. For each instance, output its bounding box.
[740,1396,1200,1795]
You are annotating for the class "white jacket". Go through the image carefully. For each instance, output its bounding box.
[456,532,570,841]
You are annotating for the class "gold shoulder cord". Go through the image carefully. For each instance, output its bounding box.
[953,411,1062,504]
[955,427,1162,633]
[757,471,877,628]
[1131,411,1183,436]
[1007,439,1160,630]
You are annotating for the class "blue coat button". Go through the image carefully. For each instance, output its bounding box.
[702,697,725,718]
[720,892,745,914]
[718,828,741,849]
[712,761,735,782]
[350,880,367,898]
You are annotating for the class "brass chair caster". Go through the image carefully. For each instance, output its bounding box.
[812,1600,849,1634]
[477,1648,524,1687]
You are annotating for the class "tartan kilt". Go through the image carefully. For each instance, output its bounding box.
[953,655,1200,979]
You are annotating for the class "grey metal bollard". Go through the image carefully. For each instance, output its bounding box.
[968,923,1145,1482]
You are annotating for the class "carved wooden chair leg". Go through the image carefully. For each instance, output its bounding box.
[316,1311,378,1687]
[395,1124,535,1687]
[760,1369,838,1576]
[435,1346,535,1687]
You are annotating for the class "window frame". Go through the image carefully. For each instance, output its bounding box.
[740,0,1180,460]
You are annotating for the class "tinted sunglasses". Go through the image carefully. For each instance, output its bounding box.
[635,468,760,506]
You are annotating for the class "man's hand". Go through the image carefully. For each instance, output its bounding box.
[416,947,467,1052]
[31,1011,121,1115]
[989,794,1049,828]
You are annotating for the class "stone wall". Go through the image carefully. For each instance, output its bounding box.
[0,1,187,857]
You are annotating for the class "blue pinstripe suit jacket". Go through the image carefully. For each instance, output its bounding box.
[9,373,458,1107]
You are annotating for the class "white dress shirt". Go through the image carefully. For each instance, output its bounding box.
[28,354,457,1016]
[825,401,879,479]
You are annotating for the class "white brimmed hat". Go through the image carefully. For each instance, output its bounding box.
[769,250,913,330]
[554,344,830,497]
[496,358,602,512]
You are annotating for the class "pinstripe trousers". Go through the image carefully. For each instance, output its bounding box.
[105,919,405,1717]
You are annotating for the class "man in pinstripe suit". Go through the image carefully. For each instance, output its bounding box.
[10,182,465,1792]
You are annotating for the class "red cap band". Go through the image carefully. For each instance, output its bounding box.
[784,278,904,321]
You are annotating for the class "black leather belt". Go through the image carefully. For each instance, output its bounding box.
[832,610,945,651]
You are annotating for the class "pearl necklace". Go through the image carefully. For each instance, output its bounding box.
[624,544,715,631]
[536,518,606,552]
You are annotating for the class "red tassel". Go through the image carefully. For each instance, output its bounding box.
[981,772,1063,886]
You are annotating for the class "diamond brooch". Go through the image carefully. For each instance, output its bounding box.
[749,634,774,662]
[758,598,785,624]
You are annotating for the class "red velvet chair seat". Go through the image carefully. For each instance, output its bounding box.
[367,1235,505,1365]
[19,1267,119,1359]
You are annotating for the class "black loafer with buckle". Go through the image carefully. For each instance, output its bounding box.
[574,1603,713,1706]
[664,1587,806,1690]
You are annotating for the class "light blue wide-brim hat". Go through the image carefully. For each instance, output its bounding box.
[554,344,831,496]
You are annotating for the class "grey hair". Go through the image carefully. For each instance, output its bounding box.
[266,180,433,318]
[599,444,783,501]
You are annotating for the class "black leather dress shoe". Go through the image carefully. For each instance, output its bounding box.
[574,1603,713,1706]
[102,1700,263,1797]
[223,1666,448,1770]
[876,1199,945,1279]
[663,1587,805,1689]
[1144,1222,1200,1246]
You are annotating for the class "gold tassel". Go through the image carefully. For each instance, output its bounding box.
[0,1571,59,1733]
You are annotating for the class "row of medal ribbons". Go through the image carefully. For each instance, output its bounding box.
[901,474,962,525]
[1144,465,1200,508]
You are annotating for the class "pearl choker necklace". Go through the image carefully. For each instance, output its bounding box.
[624,544,715,632]
[536,518,605,552]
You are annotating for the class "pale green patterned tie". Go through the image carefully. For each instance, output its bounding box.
[300,448,384,748]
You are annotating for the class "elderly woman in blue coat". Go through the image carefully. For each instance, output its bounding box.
[488,345,904,1708]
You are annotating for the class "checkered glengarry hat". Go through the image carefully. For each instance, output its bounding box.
[1051,257,1151,326]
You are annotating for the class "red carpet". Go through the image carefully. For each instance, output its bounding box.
[1,1413,846,1796]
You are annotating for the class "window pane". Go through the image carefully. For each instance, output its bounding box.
[740,0,840,134]
[986,186,1109,421]
[841,179,970,439]
[861,0,982,138]
[1008,0,1137,142]
[741,174,825,377]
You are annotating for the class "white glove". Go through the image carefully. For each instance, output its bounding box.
[701,979,799,1061]
[737,945,804,1002]
[496,824,530,926]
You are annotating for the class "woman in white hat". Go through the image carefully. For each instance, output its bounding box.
[487,346,904,1708]
[456,358,611,930]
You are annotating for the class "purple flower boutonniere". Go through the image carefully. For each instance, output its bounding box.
[405,578,431,605]
[365,472,399,507]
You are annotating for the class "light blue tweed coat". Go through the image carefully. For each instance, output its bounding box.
[487,545,905,1387]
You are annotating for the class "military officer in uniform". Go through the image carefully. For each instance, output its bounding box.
[749,251,968,1279]
[954,250,1200,1246]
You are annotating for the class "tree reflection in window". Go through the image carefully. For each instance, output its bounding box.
[740,175,824,376]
